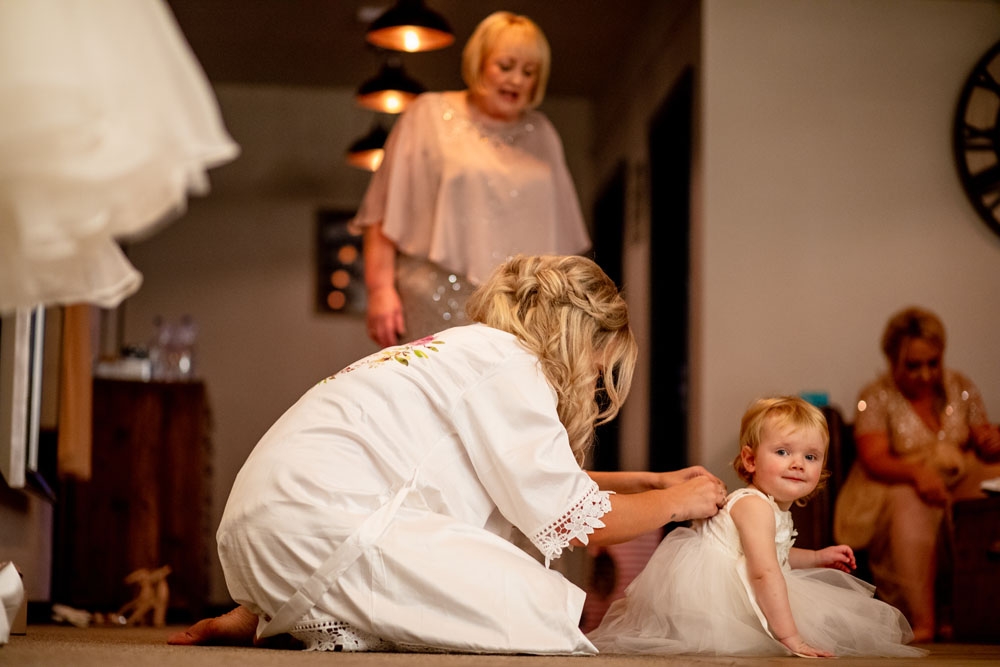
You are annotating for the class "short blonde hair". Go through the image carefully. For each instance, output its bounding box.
[466,255,637,465]
[462,11,551,109]
[881,306,946,367]
[732,396,830,504]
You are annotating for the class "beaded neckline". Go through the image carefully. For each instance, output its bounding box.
[439,94,535,148]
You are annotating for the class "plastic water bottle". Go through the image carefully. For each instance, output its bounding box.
[174,315,198,380]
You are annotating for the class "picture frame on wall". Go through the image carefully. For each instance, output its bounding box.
[315,209,366,316]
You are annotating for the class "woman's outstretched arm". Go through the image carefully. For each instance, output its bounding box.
[574,474,725,547]
[587,466,723,494]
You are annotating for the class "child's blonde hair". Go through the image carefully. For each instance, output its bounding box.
[732,396,830,504]
[466,254,637,465]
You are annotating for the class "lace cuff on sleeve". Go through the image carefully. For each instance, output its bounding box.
[530,481,613,567]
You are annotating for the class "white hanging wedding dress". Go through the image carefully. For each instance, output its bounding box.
[0,0,238,312]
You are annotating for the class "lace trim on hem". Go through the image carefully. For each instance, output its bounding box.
[290,619,394,652]
[530,482,613,566]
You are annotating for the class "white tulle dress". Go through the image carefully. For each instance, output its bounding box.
[588,488,925,657]
[0,0,238,312]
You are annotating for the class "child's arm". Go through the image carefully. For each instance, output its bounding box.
[730,496,833,658]
[789,545,856,573]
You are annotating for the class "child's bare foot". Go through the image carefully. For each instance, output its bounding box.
[167,606,257,646]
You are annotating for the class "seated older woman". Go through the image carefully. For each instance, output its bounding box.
[835,306,1000,642]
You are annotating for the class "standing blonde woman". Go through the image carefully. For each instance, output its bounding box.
[169,255,727,654]
[353,11,590,347]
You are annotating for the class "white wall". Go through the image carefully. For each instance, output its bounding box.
[592,0,1000,490]
[123,86,594,604]
[696,0,1000,488]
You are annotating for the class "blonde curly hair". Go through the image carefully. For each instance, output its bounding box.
[466,255,637,466]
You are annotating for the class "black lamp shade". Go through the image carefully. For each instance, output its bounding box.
[346,123,389,172]
[356,61,425,114]
[366,0,454,53]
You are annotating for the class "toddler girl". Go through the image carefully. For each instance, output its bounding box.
[587,396,925,657]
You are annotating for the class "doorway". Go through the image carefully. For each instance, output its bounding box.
[590,161,627,472]
[647,68,693,472]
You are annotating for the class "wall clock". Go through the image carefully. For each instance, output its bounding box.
[953,39,1000,238]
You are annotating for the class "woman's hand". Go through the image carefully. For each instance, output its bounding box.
[911,464,949,506]
[653,467,728,513]
[857,431,949,504]
[972,424,1000,462]
[652,466,726,492]
[581,475,726,546]
[362,223,404,347]
[664,475,728,521]
[366,285,405,347]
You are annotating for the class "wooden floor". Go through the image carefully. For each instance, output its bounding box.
[5,625,1000,667]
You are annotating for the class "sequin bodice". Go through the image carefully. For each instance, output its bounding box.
[854,370,987,458]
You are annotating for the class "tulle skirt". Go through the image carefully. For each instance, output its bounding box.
[0,0,238,312]
[587,526,925,657]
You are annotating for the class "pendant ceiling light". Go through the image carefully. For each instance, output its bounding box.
[366,0,454,53]
[345,123,389,172]
[356,59,425,114]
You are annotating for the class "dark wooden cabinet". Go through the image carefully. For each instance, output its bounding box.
[53,379,212,621]
[951,495,1000,643]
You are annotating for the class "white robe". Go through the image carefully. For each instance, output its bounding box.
[217,324,608,654]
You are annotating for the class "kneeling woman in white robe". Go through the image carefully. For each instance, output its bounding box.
[195,255,727,654]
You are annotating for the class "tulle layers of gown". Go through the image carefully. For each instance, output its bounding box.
[587,525,924,657]
[0,0,238,312]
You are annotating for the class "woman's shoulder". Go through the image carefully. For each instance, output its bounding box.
[857,373,894,400]
[433,324,535,366]
[519,108,562,143]
[398,91,445,119]
[428,90,473,120]
[522,106,554,127]
[943,367,976,389]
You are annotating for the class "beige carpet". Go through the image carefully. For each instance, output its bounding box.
[5,625,1000,667]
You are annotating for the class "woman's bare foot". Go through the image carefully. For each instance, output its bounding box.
[167,606,257,646]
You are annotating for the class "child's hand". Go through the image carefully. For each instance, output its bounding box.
[815,544,856,573]
[780,633,834,658]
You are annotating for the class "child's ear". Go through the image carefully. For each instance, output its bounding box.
[740,445,756,473]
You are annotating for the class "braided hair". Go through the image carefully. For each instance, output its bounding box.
[466,255,637,465]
